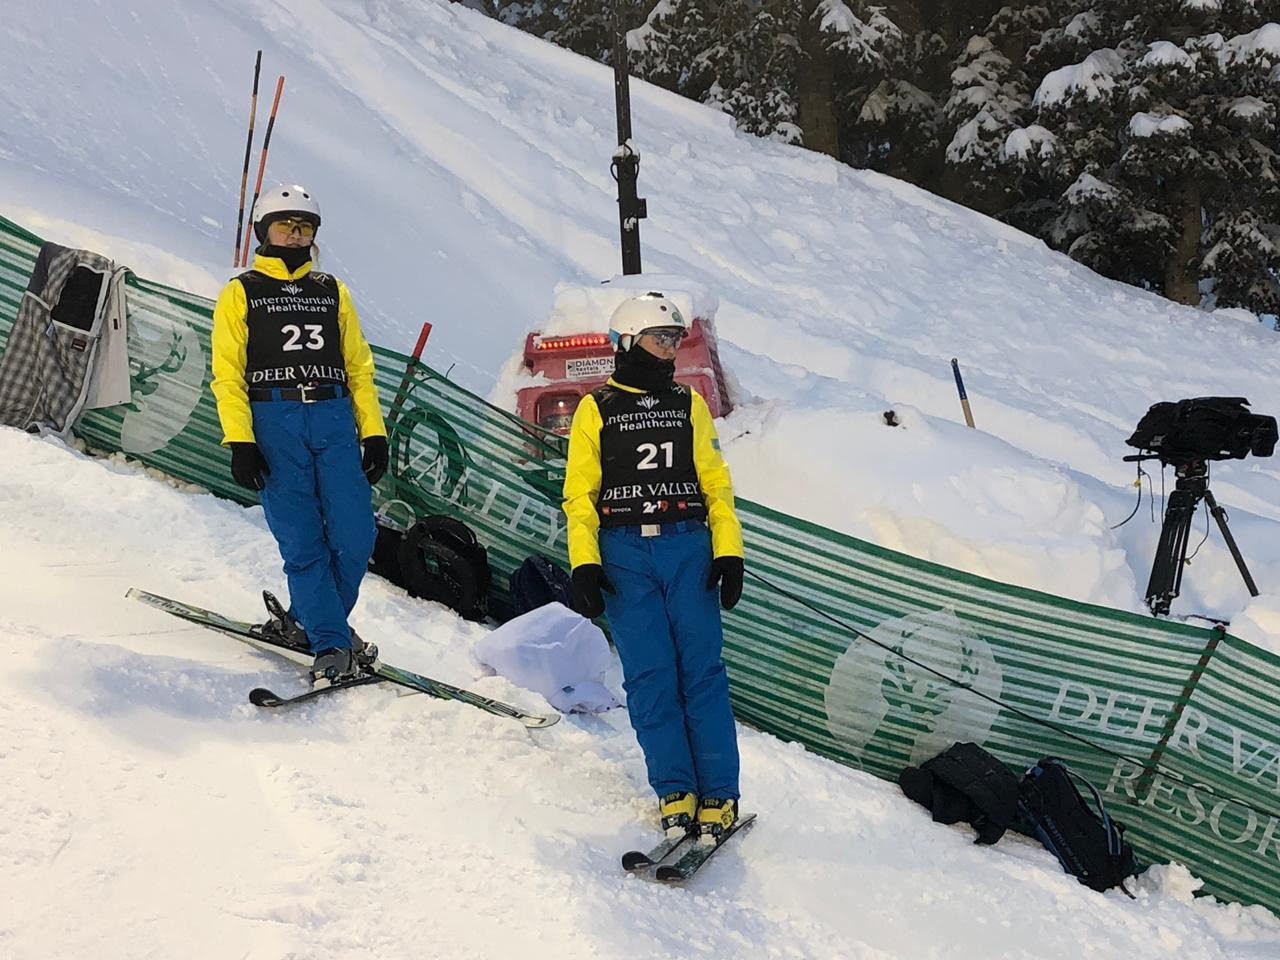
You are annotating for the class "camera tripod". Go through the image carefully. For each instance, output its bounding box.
[1125,457,1260,616]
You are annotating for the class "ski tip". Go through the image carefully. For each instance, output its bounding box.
[522,713,561,729]
[248,687,284,707]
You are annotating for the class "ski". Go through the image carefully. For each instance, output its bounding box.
[249,673,385,708]
[653,814,757,883]
[370,661,557,728]
[621,831,694,872]
[126,588,560,728]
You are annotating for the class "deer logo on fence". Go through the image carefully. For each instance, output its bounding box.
[822,607,1004,770]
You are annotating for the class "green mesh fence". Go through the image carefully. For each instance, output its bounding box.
[3,214,1279,914]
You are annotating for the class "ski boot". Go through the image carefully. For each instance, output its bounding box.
[695,797,738,846]
[254,591,310,652]
[349,629,379,669]
[659,791,698,839]
[310,647,360,686]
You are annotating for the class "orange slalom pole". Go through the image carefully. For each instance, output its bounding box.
[240,74,285,268]
[233,51,263,267]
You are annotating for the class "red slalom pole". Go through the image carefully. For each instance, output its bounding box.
[240,74,285,268]
[387,322,433,424]
[233,51,263,267]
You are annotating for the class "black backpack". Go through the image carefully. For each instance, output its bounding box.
[1017,758,1137,894]
[508,555,574,618]
[369,514,491,621]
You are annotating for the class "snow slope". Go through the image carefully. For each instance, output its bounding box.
[2,428,1279,959]
[3,0,1280,631]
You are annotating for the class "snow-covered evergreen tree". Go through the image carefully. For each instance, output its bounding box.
[628,0,720,99]
[711,1,805,142]
[818,2,936,177]
[999,1,1280,311]
[941,4,1070,213]
[1200,19,1280,312]
[548,0,648,63]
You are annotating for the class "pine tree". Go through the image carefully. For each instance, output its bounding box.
[819,2,933,176]
[549,0,648,63]
[492,0,557,35]
[1032,1,1280,308]
[1199,17,1280,312]
[713,1,805,143]
[941,4,1068,213]
[629,0,722,101]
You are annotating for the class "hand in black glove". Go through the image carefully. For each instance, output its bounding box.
[362,435,389,485]
[571,563,614,619]
[229,441,269,491]
[706,555,744,611]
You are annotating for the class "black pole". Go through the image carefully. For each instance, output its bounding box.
[611,4,646,275]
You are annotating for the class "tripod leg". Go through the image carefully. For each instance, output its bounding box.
[1146,486,1200,615]
[1203,490,1260,598]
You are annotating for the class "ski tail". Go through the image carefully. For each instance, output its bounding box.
[249,674,384,708]
[622,831,693,871]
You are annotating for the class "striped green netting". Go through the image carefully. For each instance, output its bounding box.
[3,214,1279,913]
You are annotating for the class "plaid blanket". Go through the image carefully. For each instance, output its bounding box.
[0,242,117,435]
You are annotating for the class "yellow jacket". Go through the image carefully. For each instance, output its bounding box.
[210,255,387,445]
[562,379,744,568]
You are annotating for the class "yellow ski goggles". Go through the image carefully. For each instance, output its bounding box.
[269,216,317,238]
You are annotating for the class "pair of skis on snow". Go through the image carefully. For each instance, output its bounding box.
[126,587,558,728]
[129,587,755,880]
[621,814,757,883]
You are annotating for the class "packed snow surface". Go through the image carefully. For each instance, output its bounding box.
[3,2,1280,956]
[3,429,1279,960]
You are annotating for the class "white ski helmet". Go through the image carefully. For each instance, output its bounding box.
[252,183,322,241]
[608,292,689,351]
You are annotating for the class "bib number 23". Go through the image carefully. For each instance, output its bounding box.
[282,324,325,351]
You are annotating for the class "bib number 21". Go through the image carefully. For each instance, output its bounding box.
[636,442,674,470]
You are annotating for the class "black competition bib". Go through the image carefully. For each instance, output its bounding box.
[240,270,347,389]
[594,383,706,526]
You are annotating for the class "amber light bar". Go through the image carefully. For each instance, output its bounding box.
[535,333,612,351]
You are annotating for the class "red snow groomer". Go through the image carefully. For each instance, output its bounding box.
[515,280,732,435]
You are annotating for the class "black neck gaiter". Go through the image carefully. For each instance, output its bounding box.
[258,243,312,274]
[612,344,676,392]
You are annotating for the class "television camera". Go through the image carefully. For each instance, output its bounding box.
[1124,397,1277,616]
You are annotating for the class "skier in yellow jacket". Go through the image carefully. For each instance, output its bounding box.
[563,292,745,844]
[210,183,387,685]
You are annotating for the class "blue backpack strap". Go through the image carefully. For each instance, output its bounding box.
[1057,762,1123,857]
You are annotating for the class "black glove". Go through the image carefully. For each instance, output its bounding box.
[706,555,744,611]
[229,442,269,491]
[362,435,389,485]
[571,563,614,619]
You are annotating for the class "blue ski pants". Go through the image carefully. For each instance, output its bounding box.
[600,520,740,800]
[251,396,377,653]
